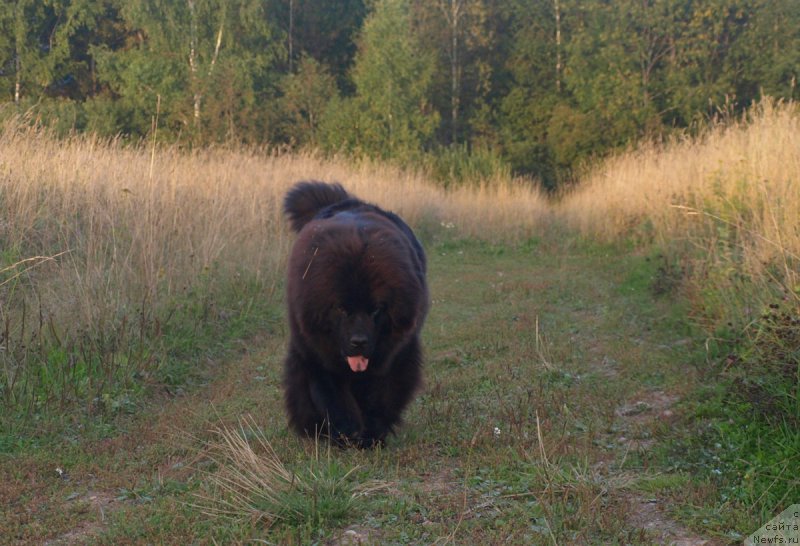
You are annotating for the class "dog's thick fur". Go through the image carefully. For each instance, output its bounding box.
[283,181,428,447]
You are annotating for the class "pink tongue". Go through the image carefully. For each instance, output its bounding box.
[347,355,369,372]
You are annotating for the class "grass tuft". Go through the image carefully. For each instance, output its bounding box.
[193,416,382,533]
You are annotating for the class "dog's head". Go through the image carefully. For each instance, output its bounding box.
[287,213,426,374]
[330,303,387,372]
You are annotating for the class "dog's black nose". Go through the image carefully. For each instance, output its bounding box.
[349,334,368,349]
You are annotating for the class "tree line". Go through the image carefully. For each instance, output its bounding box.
[1,0,798,188]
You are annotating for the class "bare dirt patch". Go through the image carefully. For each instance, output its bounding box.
[624,493,714,546]
[43,491,117,546]
[609,389,723,545]
[614,390,679,451]
[329,525,376,545]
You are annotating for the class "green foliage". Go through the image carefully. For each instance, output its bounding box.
[277,55,338,147]
[90,43,188,137]
[84,0,282,142]
[0,1,126,110]
[667,270,800,521]
[266,460,359,531]
[320,0,438,162]
[277,0,367,88]
[426,143,510,187]
[729,302,800,427]
[198,418,365,539]
[412,0,495,146]
[679,362,799,523]
[545,104,604,172]
[565,0,666,135]
[496,1,560,187]
[1,0,798,179]
[0,269,277,424]
[716,411,800,518]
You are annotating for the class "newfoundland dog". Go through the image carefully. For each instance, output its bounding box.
[282,181,428,447]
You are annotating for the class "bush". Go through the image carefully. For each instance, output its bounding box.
[426,144,512,188]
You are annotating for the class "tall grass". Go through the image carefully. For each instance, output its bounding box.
[559,99,799,309]
[559,99,800,517]
[0,123,548,415]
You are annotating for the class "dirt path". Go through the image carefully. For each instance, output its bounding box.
[610,391,716,545]
[4,240,731,544]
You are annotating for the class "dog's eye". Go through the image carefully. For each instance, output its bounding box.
[371,303,386,318]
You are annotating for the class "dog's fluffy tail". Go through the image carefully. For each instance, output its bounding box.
[283,181,350,233]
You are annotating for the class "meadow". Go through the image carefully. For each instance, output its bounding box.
[1,101,797,543]
[0,125,548,415]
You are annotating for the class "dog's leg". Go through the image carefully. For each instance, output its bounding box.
[356,339,423,447]
[308,372,364,444]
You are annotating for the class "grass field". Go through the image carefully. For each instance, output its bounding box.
[4,237,728,544]
[1,102,798,543]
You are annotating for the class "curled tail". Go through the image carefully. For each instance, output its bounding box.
[283,181,350,232]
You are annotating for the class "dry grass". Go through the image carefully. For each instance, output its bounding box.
[557,100,800,522]
[0,129,288,339]
[0,124,547,338]
[0,123,547,409]
[3,100,795,352]
[193,415,388,532]
[194,415,301,526]
[5,99,796,414]
[558,99,800,307]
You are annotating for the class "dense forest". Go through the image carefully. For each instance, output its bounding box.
[1,0,798,187]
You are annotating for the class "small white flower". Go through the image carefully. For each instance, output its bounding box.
[493,427,501,437]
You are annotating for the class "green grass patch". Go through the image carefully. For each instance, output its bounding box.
[0,271,281,453]
[4,234,773,544]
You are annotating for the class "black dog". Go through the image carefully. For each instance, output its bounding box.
[283,181,428,447]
